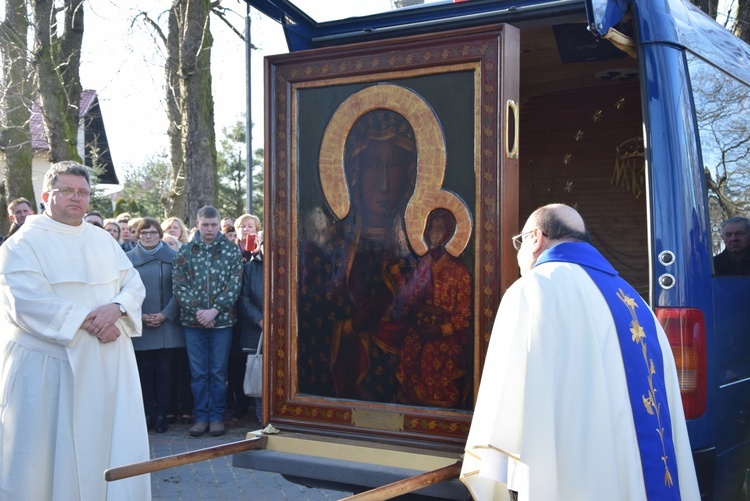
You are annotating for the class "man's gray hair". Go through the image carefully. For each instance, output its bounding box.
[721,216,750,235]
[43,161,90,192]
[197,206,221,221]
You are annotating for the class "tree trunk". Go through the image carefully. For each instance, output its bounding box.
[164,0,187,221]
[179,0,217,223]
[0,0,36,229]
[735,0,750,45]
[31,0,83,163]
[690,0,719,18]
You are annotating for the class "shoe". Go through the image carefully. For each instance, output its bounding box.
[154,415,168,433]
[165,414,176,424]
[209,421,225,437]
[181,414,195,425]
[189,421,208,436]
[146,415,155,431]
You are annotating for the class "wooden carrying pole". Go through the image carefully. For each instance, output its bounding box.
[340,460,463,501]
[104,436,268,482]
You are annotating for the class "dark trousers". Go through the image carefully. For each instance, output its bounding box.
[135,348,175,417]
[169,348,194,417]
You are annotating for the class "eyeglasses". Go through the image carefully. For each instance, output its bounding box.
[511,230,535,251]
[139,230,160,236]
[49,188,91,198]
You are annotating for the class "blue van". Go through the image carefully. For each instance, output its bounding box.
[237,0,750,498]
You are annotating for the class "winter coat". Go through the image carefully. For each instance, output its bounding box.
[237,254,263,350]
[172,231,242,328]
[127,242,184,350]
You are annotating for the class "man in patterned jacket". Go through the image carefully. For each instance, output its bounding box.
[173,206,242,437]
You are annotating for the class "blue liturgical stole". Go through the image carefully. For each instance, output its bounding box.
[535,242,681,500]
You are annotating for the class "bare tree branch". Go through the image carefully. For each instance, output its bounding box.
[136,11,168,46]
[211,6,245,42]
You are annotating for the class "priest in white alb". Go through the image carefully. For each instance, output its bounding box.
[0,161,151,500]
[460,203,700,500]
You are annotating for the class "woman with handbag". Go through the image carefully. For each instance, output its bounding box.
[237,233,264,422]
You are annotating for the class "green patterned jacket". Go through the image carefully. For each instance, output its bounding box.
[172,232,243,328]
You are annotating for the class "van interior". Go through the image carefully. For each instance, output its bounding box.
[518,19,647,295]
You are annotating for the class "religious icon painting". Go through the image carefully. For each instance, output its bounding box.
[264,24,520,445]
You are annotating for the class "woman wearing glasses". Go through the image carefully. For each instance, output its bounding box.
[126,217,184,433]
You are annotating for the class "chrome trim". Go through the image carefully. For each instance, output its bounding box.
[658,273,676,289]
[658,250,676,266]
[720,376,750,389]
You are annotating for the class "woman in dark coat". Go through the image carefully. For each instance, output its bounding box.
[127,217,183,433]
[227,214,262,418]
[237,235,264,422]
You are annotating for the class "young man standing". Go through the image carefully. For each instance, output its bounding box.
[173,206,243,436]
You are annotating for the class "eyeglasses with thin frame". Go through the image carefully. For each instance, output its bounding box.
[139,230,160,237]
[49,188,91,198]
[512,230,534,251]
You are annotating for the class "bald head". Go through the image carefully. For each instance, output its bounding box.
[530,203,587,237]
[517,204,590,275]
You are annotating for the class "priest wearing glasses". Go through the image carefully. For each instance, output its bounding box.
[0,161,151,500]
[460,203,699,500]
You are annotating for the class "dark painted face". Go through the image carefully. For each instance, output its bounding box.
[358,141,411,223]
[425,210,455,249]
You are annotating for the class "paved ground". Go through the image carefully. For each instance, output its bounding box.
[144,415,350,500]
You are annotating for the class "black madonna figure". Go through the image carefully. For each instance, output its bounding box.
[298,109,419,403]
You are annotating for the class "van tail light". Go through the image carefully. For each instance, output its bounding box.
[655,308,707,419]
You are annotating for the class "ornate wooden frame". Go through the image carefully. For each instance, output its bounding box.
[264,24,519,446]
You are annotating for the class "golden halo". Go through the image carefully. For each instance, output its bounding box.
[318,83,472,257]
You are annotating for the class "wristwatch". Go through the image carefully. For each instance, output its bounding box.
[114,303,127,316]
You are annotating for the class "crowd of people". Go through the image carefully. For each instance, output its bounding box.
[100,209,265,437]
[0,189,266,442]
[77,208,264,436]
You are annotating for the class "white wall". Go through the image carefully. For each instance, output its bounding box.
[0,153,50,212]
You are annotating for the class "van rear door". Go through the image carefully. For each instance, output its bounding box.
[624,0,750,498]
